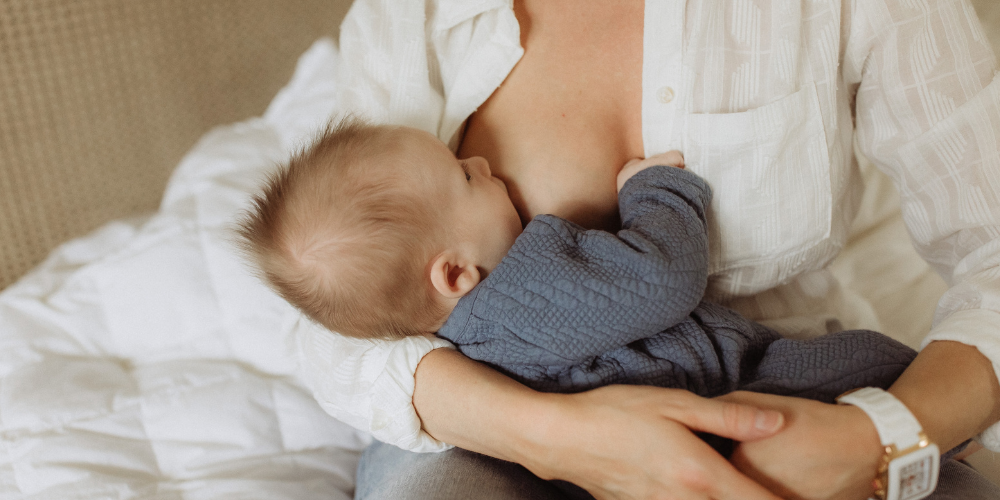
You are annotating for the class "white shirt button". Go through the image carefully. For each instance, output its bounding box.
[657,86,675,104]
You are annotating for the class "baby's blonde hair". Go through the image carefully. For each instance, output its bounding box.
[237,118,448,339]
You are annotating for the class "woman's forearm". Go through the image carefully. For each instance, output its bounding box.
[411,348,789,500]
[412,348,550,463]
[889,340,1000,450]
[723,342,1000,499]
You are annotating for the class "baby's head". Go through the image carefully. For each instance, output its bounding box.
[238,118,523,339]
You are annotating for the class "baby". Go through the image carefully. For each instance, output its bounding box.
[238,118,915,411]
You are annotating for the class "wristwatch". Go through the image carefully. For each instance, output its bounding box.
[836,387,940,500]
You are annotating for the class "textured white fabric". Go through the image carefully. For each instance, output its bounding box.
[297,323,455,453]
[309,0,1000,452]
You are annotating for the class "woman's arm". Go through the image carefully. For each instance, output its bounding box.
[721,2,1000,497]
[413,347,788,500]
[892,341,1000,452]
[723,341,1000,499]
[299,298,788,498]
[849,0,1000,448]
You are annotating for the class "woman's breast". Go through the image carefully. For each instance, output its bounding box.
[456,0,644,232]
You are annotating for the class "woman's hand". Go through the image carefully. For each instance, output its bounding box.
[720,342,1000,500]
[515,385,786,500]
[718,391,883,500]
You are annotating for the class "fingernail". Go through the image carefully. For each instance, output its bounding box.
[755,410,783,432]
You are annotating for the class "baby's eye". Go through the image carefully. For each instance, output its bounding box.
[460,161,471,181]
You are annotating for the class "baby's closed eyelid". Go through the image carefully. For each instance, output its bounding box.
[460,160,471,181]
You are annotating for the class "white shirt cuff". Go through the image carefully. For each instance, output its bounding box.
[295,317,456,453]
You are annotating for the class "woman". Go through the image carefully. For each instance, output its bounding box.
[299,0,1000,498]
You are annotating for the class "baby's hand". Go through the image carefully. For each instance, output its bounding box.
[617,150,684,192]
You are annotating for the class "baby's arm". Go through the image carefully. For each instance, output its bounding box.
[447,153,712,365]
[609,151,711,335]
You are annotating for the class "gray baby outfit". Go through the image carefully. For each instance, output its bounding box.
[436,166,916,403]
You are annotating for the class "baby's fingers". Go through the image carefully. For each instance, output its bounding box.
[617,151,685,192]
[651,150,684,168]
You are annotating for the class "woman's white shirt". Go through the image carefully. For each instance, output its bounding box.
[297,0,1000,452]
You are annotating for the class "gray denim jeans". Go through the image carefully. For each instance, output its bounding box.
[355,440,1000,500]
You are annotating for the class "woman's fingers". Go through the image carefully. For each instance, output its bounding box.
[533,386,787,500]
[652,391,787,499]
[659,390,785,441]
[706,457,786,500]
[672,436,785,500]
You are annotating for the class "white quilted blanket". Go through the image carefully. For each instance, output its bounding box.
[0,39,371,500]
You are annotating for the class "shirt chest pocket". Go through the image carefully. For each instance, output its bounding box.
[683,82,833,275]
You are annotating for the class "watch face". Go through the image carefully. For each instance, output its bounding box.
[888,445,940,500]
[899,457,933,498]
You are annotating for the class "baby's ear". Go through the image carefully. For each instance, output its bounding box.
[429,252,481,299]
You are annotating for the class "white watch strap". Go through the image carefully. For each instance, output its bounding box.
[837,387,923,450]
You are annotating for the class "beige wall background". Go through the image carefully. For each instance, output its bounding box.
[0,0,352,289]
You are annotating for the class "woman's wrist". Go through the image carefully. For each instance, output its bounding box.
[723,392,884,499]
[842,403,886,480]
[888,340,1000,450]
[500,391,574,478]
[474,382,568,470]
[809,403,885,499]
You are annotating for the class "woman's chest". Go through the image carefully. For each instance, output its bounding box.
[457,0,645,231]
[457,0,855,294]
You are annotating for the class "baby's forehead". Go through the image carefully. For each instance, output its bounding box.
[390,129,457,167]
[393,126,449,154]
